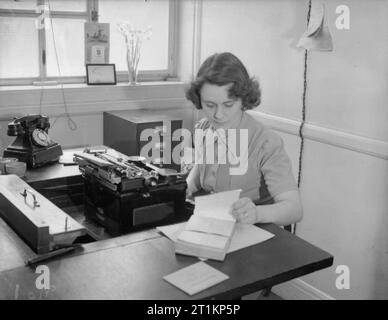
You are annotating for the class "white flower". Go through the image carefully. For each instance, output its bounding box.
[117,22,153,82]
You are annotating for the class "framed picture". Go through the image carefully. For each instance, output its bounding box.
[86,64,117,85]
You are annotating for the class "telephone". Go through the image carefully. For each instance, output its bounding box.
[3,115,63,168]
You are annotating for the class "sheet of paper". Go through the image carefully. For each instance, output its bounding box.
[194,189,241,221]
[157,222,186,242]
[305,2,324,37]
[297,23,333,51]
[157,222,274,253]
[163,261,229,296]
[178,230,229,249]
[229,223,274,252]
[91,45,105,63]
[297,3,333,51]
[59,150,76,165]
[185,215,235,237]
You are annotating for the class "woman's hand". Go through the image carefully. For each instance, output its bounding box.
[231,197,260,224]
[186,188,195,205]
[231,191,303,226]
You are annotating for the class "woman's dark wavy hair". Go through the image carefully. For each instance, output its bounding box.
[185,52,261,110]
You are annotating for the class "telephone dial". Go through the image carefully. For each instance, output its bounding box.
[3,115,63,168]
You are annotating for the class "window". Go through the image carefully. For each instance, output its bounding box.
[0,0,177,85]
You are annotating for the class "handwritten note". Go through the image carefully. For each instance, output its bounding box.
[163,261,229,295]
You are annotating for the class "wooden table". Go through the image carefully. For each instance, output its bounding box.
[0,224,333,300]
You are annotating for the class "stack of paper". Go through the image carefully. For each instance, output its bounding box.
[175,189,240,261]
[158,221,275,254]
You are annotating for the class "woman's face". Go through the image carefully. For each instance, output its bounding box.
[200,83,243,129]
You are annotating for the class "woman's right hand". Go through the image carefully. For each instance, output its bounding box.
[186,188,195,205]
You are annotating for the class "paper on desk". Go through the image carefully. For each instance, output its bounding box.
[194,189,241,221]
[157,222,274,253]
[163,261,229,296]
[59,150,77,165]
[185,215,235,237]
[178,230,229,249]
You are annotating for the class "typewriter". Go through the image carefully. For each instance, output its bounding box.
[73,148,189,236]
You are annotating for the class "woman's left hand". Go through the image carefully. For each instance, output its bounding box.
[231,197,259,224]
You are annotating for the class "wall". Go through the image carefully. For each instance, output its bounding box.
[187,0,388,299]
[0,83,195,155]
[295,0,388,299]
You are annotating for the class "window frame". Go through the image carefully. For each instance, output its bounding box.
[0,0,178,86]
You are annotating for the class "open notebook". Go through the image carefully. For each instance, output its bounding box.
[175,189,241,261]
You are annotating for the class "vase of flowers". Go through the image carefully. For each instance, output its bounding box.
[118,23,152,84]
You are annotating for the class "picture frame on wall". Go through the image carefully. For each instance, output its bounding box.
[84,23,110,64]
[86,64,117,85]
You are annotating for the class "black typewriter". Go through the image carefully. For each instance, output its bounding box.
[74,148,190,236]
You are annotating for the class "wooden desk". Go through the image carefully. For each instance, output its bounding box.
[2,148,333,299]
[0,224,333,300]
[25,161,81,185]
[24,150,83,210]
[0,217,37,273]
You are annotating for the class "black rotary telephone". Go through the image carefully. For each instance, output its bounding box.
[3,115,63,168]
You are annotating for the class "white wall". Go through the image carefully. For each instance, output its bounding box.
[0,83,195,154]
[308,0,388,141]
[185,0,388,299]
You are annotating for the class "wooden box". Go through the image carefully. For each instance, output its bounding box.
[0,175,86,254]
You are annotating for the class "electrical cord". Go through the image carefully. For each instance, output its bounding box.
[293,0,312,235]
[45,0,77,131]
[39,79,44,115]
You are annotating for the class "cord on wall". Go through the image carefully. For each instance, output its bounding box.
[44,0,77,131]
[292,0,312,235]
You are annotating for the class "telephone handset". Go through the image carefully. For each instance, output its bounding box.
[7,115,53,147]
[4,114,63,168]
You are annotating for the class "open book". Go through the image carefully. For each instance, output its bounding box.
[175,189,241,261]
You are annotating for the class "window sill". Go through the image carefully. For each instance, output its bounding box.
[0,80,184,92]
[0,80,189,119]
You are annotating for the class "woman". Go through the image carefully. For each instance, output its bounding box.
[185,52,303,226]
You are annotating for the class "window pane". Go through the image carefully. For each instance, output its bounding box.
[0,17,39,78]
[99,0,169,71]
[46,18,86,77]
[0,0,37,11]
[47,0,87,12]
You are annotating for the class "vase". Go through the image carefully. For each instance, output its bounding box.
[126,50,138,85]
[127,65,138,85]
